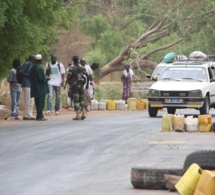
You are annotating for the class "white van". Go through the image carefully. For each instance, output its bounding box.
[146,55,187,80]
[146,62,171,80]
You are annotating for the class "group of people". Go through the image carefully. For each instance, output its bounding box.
[7,53,134,121]
[7,54,97,121]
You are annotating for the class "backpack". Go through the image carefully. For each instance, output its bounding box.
[16,62,31,84]
[46,62,61,76]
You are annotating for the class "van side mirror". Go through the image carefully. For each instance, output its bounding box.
[146,74,152,79]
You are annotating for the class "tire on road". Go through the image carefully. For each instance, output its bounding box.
[131,166,183,189]
[183,150,215,172]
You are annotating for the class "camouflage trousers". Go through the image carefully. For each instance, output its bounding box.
[71,85,85,111]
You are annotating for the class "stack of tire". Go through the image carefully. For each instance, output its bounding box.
[131,150,215,190]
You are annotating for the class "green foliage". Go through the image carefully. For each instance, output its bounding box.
[97,29,125,63]
[79,0,215,70]
[94,82,147,101]
[85,49,106,82]
[0,0,78,79]
[81,14,110,42]
[95,83,122,101]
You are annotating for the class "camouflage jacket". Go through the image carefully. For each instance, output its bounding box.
[67,65,87,88]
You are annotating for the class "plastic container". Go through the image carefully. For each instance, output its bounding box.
[199,124,212,132]
[198,115,212,132]
[137,99,145,110]
[107,99,116,110]
[116,100,126,110]
[175,163,202,195]
[173,114,185,131]
[162,114,173,132]
[185,116,198,132]
[143,99,149,109]
[98,100,107,110]
[198,114,212,125]
[194,170,215,195]
[127,98,137,111]
[186,124,198,132]
[90,99,98,110]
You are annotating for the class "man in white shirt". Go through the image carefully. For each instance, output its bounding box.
[45,54,65,115]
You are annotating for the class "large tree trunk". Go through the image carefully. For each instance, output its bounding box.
[101,57,157,78]
[99,16,186,79]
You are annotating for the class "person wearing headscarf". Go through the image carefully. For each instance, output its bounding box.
[121,63,135,103]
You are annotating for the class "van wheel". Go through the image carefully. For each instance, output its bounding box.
[148,104,158,117]
[200,96,210,114]
[131,166,183,189]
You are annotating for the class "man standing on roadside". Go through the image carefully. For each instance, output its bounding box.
[80,58,91,111]
[30,54,49,121]
[7,59,22,120]
[19,54,35,120]
[45,54,65,115]
[66,56,87,120]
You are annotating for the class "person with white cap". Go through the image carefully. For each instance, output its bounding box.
[29,54,49,121]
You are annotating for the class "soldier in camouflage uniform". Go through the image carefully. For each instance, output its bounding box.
[66,56,88,120]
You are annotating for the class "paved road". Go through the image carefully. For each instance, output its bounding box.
[0,109,215,195]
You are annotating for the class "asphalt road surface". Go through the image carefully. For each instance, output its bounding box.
[1,108,215,195]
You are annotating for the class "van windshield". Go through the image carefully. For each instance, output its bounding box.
[151,66,166,78]
[159,66,208,82]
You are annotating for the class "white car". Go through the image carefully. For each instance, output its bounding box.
[147,60,215,117]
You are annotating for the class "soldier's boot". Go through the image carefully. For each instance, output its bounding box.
[73,111,81,120]
[81,110,86,120]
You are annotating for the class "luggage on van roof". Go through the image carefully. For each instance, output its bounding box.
[162,52,176,63]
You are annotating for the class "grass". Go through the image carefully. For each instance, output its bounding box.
[94,82,147,101]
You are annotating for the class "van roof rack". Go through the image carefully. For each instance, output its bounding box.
[173,61,203,65]
[173,55,215,63]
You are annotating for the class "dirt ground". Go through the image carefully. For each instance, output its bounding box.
[0,105,76,124]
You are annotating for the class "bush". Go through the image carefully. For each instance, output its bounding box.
[94,82,148,101]
[95,83,122,101]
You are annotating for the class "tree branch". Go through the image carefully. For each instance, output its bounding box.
[142,38,184,59]
[135,15,167,43]
[133,31,170,48]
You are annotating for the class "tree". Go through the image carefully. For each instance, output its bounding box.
[80,0,215,79]
[0,0,82,78]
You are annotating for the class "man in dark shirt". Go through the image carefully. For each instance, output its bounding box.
[29,54,49,121]
[19,54,35,120]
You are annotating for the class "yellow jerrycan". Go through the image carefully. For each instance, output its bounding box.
[107,99,116,110]
[175,163,202,195]
[194,170,215,195]
[127,98,137,111]
[198,114,212,132]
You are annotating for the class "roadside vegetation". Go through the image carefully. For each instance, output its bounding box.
[0,0,215,118]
